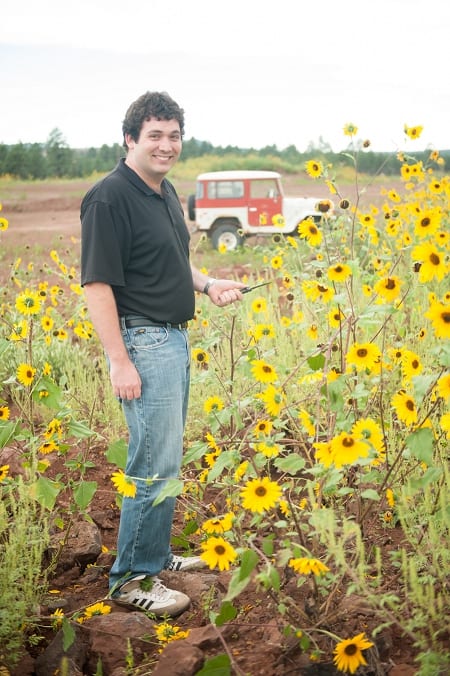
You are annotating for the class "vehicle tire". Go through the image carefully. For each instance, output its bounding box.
[210,222,244,250]
[187,194,196,221]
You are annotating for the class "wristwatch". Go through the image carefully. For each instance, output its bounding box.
[203,278,217,295]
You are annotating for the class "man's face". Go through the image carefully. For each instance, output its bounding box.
[125,116,182,182]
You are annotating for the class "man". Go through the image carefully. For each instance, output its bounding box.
[81,91,245,616]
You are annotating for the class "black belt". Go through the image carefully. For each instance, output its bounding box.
[121,316,188,330]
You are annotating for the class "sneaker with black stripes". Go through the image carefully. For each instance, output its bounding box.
[112,575,190,617]
[165,554,207,572]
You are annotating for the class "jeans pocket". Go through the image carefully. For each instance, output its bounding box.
[125,326,169,350]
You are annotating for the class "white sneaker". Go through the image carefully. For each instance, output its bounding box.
[165,554,207,572]
[112,575,190,617]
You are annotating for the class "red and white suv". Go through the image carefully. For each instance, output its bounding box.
[187,170,331,250]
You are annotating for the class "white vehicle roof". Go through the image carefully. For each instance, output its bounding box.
[197,170,281,180]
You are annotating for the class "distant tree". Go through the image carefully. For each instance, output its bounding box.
[45,128,74,177]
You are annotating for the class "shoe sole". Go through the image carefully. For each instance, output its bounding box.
[110,596,190,617]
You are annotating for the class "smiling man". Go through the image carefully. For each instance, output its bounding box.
[80,91,245,616]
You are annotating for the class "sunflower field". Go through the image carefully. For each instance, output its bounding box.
[0,127,449,674]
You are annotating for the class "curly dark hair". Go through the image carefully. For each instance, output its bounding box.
[122,91,185,148]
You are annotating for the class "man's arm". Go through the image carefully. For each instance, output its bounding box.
[83,282,141,400]
[191,264,246,306]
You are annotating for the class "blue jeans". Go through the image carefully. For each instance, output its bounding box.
[109,323,190,592]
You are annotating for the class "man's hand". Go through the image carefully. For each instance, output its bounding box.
[206,279,246,306]
[110,357,142,400]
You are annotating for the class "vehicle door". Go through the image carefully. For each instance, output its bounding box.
[247,178,282,228]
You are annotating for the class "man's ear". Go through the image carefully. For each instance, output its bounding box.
[124,133,135,150]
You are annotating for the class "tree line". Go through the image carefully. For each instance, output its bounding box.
[0,128,447,180]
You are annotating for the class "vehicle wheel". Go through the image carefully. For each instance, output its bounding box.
[187,194,196,221]
[211,223,244,250]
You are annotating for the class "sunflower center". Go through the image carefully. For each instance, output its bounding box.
[420,217,430,228]
[430,253,440,265]
[255,486,268,497]
[406,400,415,411]
[214,545,226,556]
[344,644,358,656]
[263,366,272,373]
[343,437,355,448]
[386,278,396,290]
[335,266,343,273]
[309,226,318,235]
[357,348,368,358]
[443,312,450,324]
[412,360,419,369]
[318,285,328,293]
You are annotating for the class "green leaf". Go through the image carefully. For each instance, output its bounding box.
[224,563,253,602]
[152,479,184,506]
[360,488,380,501]
[239,548,258,579]
[213,600,238,626]
[30,476,62,510]
[105,439,128,469]
[31,375,62,409]
[0,420,20,448]
[195,653,231,675]
[73,481,97,510]
[307,353,325,371]
[274,453,305,474]
[405,427,434,466]
[67,419,95,439]
[61,617,76,651]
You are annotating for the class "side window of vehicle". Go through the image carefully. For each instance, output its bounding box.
[250,179,279,199]
[196,182,205,199]
[207,181,244,199]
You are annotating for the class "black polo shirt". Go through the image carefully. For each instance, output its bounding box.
[81,159,195,324]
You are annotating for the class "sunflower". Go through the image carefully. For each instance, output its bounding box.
[414,208,441,238]
[298,409,315,436]
[333,632,374,674]
[201,512,234,535]
[251,359,278,383]
[154,621,189,645]
[203,396,225,414]
[330,432,370,467]
[254,419,273,437]
[9,319,28,341]
[328,307,345,328]
[255,440,281,457]
[411,241,448,282]
[313,441,334,467]
[425,300,450,339]
[240,476,282,513]
[343,123,358,137]
[38,440,59,455]
[271,214,285,228]
[327,263,352,283]
[256,384,286,417]
[0,216,9,231]
[0,405,10,421]
[17,363,36,387]
[41,315,54,332]
[297,219,322,246]
[111,470,137,498]
[373,275,402,302]
[192,348,209,365]
[15,289,42,316]
[305,160,323,179]
[252,323,276,341]
[352,418,384,454]
[0,464,10,484]
[288,557,330,576]
[200,536,238,571]
[44,418,63,439]
[401,350,423,382]
[83,602,111,619]
[346,342,381,372]
[391,390,418,426]
[404,124,423,140]
[302,280,335,304]
[440,412,450,439]
[271,255,283,269]
[251,297,268,314]
[437,373,450,401]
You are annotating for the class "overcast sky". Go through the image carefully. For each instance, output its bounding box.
[2,0,449,153]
